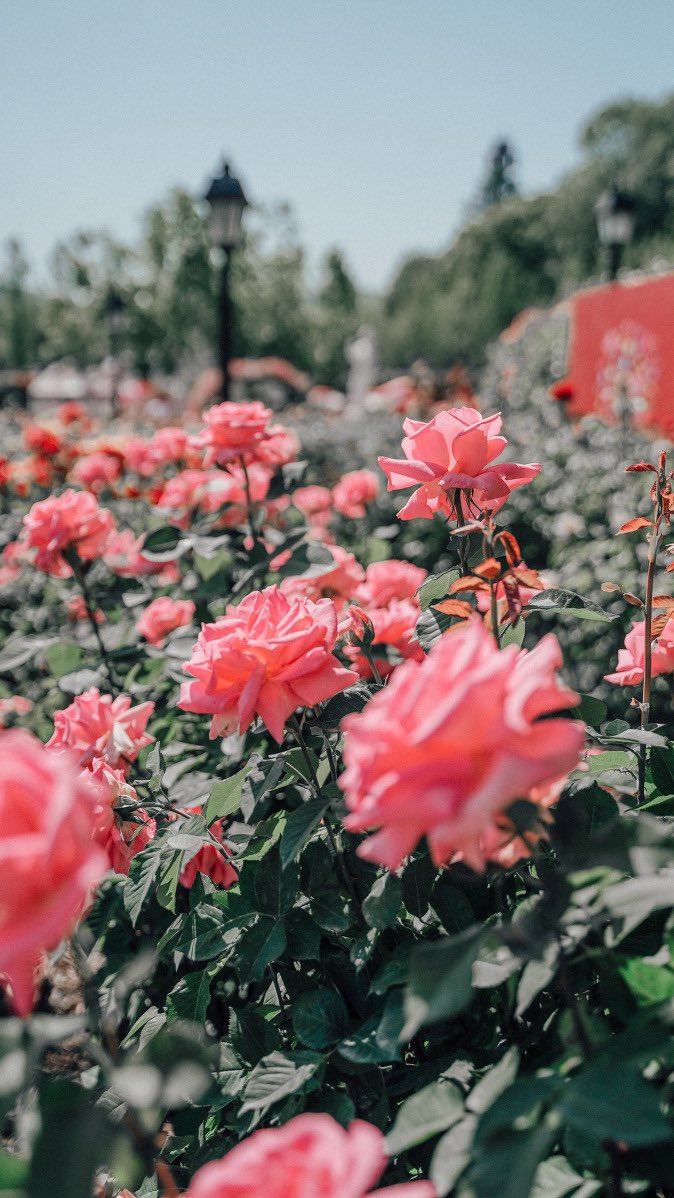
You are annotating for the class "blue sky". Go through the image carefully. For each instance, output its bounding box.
[2,1,674,291]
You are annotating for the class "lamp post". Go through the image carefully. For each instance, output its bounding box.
[594,186,636,283]
[104,290,127,418]
[205,161,249,401]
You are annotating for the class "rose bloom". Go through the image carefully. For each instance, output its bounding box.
[333,469,380,518]
[103,528,180,584]
[23,424,63,457]
[66,595,105,623]
[47,688,155,772]
[344,598,425,680]
[70,451,123,493]
[293,485,333,518]
[179,585,358,743]
[85,757,155,876]
[21,489,116,578]
[56,400,90,428]
[184,1113,434,1198]
[253,423,300,468]
[355,560,428,609]
[137,597,195,646]
[0,696,33,726]
[378,407,540,521]
[179,806,237,890]
[281,545,365,609]
[339,618,584,872]
[0,730,107,1015]
[0,541,24,587]
[190,400,273,467]
[605,615,674,686]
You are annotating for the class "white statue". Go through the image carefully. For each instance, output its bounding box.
[345,325,377,414]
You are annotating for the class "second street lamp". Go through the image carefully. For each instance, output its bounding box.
[205,161,249,401]
[594,186,636,283]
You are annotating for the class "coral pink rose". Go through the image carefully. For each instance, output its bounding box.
[0,730,107,1015]
[23,424,63,457]
[281,545,365,609]
[47,689,154,772]
[355,560,428,609]
[253,423,300,467]
[333,469,380,518]
[21,489,116,578]
[190,401,273,467]
[293,485,333,517]
[70,451,123,493]
[84,757,155,875]
[179,805,237,890]
[344,598,424,680]
[339,618,584,872]
[56,400,89,428]
[605,615,674,686]
[378,407,540,521]
[184,1113,434,1198]
[179,586,358,743]
[136,597,196,646]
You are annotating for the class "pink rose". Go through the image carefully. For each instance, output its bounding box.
[103,529,180,583]
[136,597,196,646]
[190,401,273,467]
[66,595,105,623]
[254,423,300,467]
[605,615,674,686]
[339,619,584,871]
[293,485,333,517]
[355,560,428,609]
[84,757,155,875]
[281,545,365,609]
[344,598,424,679]
[70,451,122,493]
[184,1113,434,1198]
[47,688,154,772]
[179,806,237,890]
[21,489,116,577]
[378,407,540,521]
[179,585,358,743]
[333,469,379,518]
[0,730,107,1015]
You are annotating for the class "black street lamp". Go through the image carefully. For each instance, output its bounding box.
[594,186,636,283]
[205,161,249,401]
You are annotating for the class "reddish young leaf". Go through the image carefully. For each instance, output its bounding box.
[652,596,674,609]
[651,612,673,638]
[623,593,644,607]
[496,530,521,567]
[625,462,656,473]
[448,576,485,594]
[473,557,501,580]
[617,517,652,534]
[433,598,474,619]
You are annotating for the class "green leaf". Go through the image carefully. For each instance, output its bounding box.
[414,606,454,653]
[124,844,163,925]
[141,525,184,560]
[418,569,459,611]
[319,687,372,728]
[235,916,286,982]
[0,635,58,674]
[500,619,526,648]
[166,971,213,1023]
[280,796,333,869]
[386,1077,464,1154]
[204,764,250,825]
[618,958,674,1006]
[156,851,186,913]
[158,905,226,961]
[362,871,402,930]
[650,746,674,795]
[29,1079,113,1198]
[465,1124,556,1198]
[559,1066,671,1146]
[573,694,608,728]
[402,926,483,1039]
[0,1144,28,1189]
[255,844,299,915]
[603,874,674,938]
[284,908,321,960]
[239,1051,321,1115]
[291,988,350,1050]
[467,1049,520,1115]
[45,642,83,679]
[402,854,437,917]
[531,1156,601,1198]
[431,1115,477,1197]
[431,879,475,934]
[523,589,617,623]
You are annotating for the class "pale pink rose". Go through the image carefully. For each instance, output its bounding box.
[179,586,358,743]
[84,757,155,875]
[293,485,333,517]
[179,805,237,890]
[136,597,195,646]
[190,401,273,467]
[103,529,180,583]
[280,545,365,609]
[184,1113,435,1198]
[344,598,424,679]
[333,469,380,518]
[70,451,122,493]
[339,618,584,872]
[151,426,188,464]
[21,490,116,578]
[355,560,428,609]
[378,407,540,521]
[0,730,107,1015]
[605,615,674,686]
[253,423,300,467]
[47,689,154,772]
[66,595,105,623]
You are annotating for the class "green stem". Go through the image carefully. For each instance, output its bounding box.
[73,561,118,693]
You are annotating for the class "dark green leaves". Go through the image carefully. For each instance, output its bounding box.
[291,989,350,1049]
[523,589,617,623]
[402,926,483,1039]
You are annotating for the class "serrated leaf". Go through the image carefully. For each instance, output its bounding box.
[524,589,616,623]
[124,844,163,925]
[280,796,332,869]
[157,905,225,961]
[402,926,482,1039]
[205,764,250,825]
[166,971,212,1023]
[291,988,350,1049]
[235,916,286,982]
[386,1078,464,1154]
[239,1051,321,1114]
[418,569,459,611]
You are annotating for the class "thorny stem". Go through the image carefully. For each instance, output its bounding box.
[72,559,119,693]
[238,454,264,554]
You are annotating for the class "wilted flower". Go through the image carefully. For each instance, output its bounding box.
[47,688,154,772]
[378,407,540,521]
[339,618,583,871]
[179,585,357,743]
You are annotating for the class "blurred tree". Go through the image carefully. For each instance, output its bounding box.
[312,249,360,385]
[0,239,39,368]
